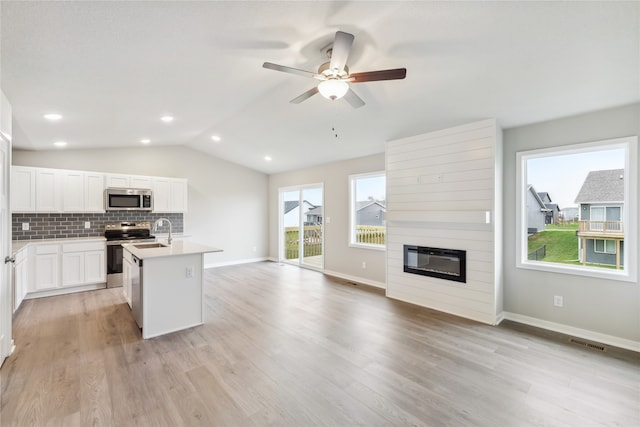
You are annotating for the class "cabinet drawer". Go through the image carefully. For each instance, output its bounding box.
[63,241,105,252]
[35,244,60,255]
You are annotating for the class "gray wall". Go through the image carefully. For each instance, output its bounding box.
[13,145,269,266]
[503,103,639,343]
[269,153,386,287]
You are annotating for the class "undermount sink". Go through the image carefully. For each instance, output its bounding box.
[133,242,169,249]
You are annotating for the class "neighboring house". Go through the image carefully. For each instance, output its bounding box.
[305,206,323,224]
[574,169,624,268]
[283,200,317,227]
[537,192,561,225]
[526,185,550,233]
[356,201,386,226]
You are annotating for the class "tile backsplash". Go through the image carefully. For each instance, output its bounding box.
[12,212,183,240]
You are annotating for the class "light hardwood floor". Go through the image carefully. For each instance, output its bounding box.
[1,261,639,426]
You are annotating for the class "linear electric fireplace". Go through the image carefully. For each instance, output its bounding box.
[403,245,466,283]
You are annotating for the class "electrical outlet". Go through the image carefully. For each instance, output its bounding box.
[22,223,29,231]
[84,221,91,229]
[362,261,366,269]
[554,295,564,307]
[186,267,194,278]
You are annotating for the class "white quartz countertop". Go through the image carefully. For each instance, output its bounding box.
[123,239,222,260]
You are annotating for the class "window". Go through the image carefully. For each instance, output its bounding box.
[594,239,616,254]
[349,171,386,249]
[516,136,637,282]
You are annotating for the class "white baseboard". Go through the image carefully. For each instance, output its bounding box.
[205,257,269,269]
[323,269,386,290]
[503,311,640,353]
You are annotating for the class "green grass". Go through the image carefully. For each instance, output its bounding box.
[528,230,578,263]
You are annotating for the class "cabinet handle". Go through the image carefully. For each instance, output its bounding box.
[4,256,15,264]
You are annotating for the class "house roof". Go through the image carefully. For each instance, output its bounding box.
[545,203,560,212]
[284,200,316,214]
[527,185,548,209]
[574,169,624,203]
[537,192,552,203]
[306,206,323,216]
[356,201,387,211]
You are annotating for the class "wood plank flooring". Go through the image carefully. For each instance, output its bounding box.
[1,261,639,426]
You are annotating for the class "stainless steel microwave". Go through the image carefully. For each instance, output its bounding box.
[105,188,153,211]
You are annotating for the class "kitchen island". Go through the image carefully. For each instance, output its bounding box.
[123,240,222,339]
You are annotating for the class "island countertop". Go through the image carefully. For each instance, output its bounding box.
[123,239,223,260]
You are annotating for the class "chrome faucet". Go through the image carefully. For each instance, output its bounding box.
[153,218,173,245]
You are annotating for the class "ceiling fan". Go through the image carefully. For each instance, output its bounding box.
[263,31,407,108]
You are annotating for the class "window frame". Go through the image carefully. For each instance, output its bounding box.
[515,136,637,282]
[348,171,386,251]
[594,239,616,254]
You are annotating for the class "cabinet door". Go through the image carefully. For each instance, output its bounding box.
[152,179,171,212]
[130,175,152,189]
[85,173,105,212]
[62,171,84,212]
[34,253,59,291]
[11,166,36,212]
[62,252,84,287]
[84,250,105,284]
[122,257,132,307]
[170,179,187,212]
[35,169,59,212]
[14,259,24,312]
[105,174,129,188]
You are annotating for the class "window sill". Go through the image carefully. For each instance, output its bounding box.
[517,260,636,283]
[349,243,386,252]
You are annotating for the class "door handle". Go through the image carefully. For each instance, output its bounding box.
[4,256,15,264]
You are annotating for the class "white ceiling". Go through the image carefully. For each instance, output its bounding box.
[2,1,638,174]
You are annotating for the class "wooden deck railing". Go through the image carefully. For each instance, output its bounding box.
[355,226,386,245]
[578,220,624,236]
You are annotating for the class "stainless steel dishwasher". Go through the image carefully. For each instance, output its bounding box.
[131,255,143,328]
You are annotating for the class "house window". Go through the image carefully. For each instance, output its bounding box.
[349,171,386,249]
[594,239,616,254]
[516,136,637,282]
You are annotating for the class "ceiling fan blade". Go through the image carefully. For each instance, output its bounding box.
[263,62,323,80]
[350,68,407,83]
[343,88,365,109]
[329,31,354,74]
[290,87,319,104]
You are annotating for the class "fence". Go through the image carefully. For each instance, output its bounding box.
[528,245,546,261]
[356,226,386,245]
[284,226,323,259]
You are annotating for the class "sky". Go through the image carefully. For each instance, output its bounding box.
[527,148,625,209]
[356,175,386,202]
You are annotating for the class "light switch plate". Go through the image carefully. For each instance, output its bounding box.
[84,221,91,229]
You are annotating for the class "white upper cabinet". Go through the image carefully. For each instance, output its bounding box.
[35,168,60,212]
[153,177,187,213]
[105,173,151,189]
[84,173,105,212]
[12,167,185,213]
[62,170,85,212]
[11,166,36,212]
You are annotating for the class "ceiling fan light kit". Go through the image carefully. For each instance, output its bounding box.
[263,30,406,108]
[318,79,349,100]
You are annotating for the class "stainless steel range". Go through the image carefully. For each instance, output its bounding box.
[105,221,155,288]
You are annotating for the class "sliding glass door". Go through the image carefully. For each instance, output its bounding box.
[279,184,324,269]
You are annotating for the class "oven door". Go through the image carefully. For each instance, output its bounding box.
[106,243,124,288]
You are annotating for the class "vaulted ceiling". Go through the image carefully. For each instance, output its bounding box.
[2,1,638,174]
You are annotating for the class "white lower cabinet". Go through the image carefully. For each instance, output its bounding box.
[122,250,132,308]
[25,240,106,297]
[62,242,106,287]
[13,248,28,312]
[33,245,60,291]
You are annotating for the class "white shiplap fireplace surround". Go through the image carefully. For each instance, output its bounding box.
[386,119,503,325]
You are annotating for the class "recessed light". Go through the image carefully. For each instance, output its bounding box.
[140,139,151,144]
[264,156,272,162]
[160,115,174,123]
[44,113,62,121]
[211,135,221,142]
[53,141,68,147]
